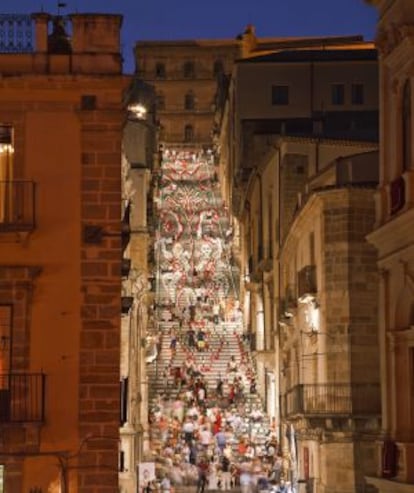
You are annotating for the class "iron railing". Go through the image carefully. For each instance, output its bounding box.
[0,181,36,232]
[282,383,381,417]
[0,373,45,423]
[0,15,34,53]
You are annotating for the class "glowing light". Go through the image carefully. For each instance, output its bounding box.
[0,144,13,154]
[128,103,147,119]
[309,302,320,332]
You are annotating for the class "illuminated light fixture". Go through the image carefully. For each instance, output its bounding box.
[298,293,316,304]
[309,300,320,332]
[0,144,13,154]
[128,103,147,120]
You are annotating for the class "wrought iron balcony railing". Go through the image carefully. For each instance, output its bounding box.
[0,15,34,53]
[0,373,45,423]
[281,383,381,418]
[0,181,36,232]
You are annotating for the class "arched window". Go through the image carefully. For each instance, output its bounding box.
[156,93,165,110]
[184,91,195,110]
[155,62,166,79]
[183,61,195,78]
[213,59,224,77]
[402,79,412,172]
[184,124,194,142]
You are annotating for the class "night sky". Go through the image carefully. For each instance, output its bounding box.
[6,0,378,73]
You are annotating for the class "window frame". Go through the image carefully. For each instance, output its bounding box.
[331,83,345,105]
[213,59,224,77]
[155,62,166,79]
[271,85,289,106]
[183,61,195,79]
[351,83,364,105]
[184,91,195,110]
[184,124,194,142]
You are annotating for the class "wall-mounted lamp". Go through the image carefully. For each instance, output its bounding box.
[128,103,147,120]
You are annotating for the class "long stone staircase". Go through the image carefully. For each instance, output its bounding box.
[146,148,272,484]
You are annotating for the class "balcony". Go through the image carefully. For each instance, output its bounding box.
[281,383,381,418]
[0,15,34,53]
[0,373,45,423]
[0,181,36,232]
[297,265,317,302]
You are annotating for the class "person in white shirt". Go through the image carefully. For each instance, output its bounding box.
[160,476,171,493]
[200,426,212,447]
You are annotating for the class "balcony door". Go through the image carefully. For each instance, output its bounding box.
[0,125,14,224]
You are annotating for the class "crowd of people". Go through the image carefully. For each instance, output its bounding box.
[144,149,296,493]
[147,344,294,493]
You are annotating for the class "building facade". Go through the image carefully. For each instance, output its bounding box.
[0,12,127,493]
[217,41,382,492]
[365,1,414,492]
[120,79,158,493]
[135,27,368,146]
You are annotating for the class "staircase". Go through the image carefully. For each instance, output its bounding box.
[146,147,271,474]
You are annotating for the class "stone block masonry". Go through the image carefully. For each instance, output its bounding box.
[79,104,124,492]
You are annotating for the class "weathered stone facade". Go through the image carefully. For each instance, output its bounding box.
[280,164,381,493]
[365,2,414,491]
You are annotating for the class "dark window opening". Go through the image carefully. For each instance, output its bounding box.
[272,85,289,105]
[184,92,195,110]
[351,83,364,105]
[183,61,195,78]
[120,377,128,425]
[332,84,345,105]
[213,60,224,77]
[155,62,166,79]
[184,124,194,142]
[80,95,96,111]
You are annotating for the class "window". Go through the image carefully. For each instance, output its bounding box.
[213,60,224,77]
[184,91,195,110]
[403,79,412,172]
[271,85,289,105]
[80,95,96,110]
[183,61,195,78]
[156,93,165,111]
[0,125,14,225]
[155,62,166,79]
[351,83,364,105]
[0,465,3,493]
[184,124,194,142]
[120,377,128,425]
[332,84,345,105]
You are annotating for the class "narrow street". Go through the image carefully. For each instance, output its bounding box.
[145,148,284,491]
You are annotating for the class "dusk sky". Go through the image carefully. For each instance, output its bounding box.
[7,0,378,73]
